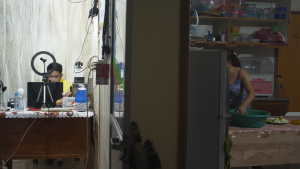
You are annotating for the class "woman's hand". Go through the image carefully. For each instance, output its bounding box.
[236,105,248,115]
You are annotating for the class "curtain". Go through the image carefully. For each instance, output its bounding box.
[0,0,98,102]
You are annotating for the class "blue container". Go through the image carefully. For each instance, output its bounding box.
[247,14,258,18]
[75,89,89,103]
[230,109,270,128]
[276,7,287,11]
[75,88,89,112]
[220,14,231,17]
[114,90,123,103]
[275,13,286,20]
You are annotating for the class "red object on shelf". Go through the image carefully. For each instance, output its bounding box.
[260,35,279,43]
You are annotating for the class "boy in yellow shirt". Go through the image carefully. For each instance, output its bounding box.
[47,62,72,105]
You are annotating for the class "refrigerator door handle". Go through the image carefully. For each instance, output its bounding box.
[219,114,231,119]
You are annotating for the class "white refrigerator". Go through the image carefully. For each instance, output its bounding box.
[187,49,229,169]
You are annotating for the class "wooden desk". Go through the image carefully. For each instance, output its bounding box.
[0,117,92,169]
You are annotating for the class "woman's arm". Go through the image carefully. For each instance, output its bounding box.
[237,69,255,114]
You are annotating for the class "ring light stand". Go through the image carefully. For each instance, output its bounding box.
[31,51,56,108]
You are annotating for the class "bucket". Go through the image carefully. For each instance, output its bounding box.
[230,109,270,128]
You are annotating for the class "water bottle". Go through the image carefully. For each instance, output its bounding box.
[14,93,19,110]
[75,84,89,111]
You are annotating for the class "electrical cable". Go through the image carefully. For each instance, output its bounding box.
[85,18,94,34]
[0,115,38,169]
[101,0,110,59]
[75,0,96,65]
[75,19,92,65]
[74,65,89,73]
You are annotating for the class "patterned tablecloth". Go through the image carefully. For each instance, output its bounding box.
[229,116,300,167]
[0,108,94,118]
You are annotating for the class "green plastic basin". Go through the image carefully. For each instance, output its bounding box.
[229,109,270,128]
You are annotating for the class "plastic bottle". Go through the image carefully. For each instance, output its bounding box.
[207,31,212,41]
[221,29,227,42]
[14,93,19,110]
[75,84,89,112]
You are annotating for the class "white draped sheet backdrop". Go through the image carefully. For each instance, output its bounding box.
[0,0,98,103]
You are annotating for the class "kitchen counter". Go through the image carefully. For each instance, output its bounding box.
[251,97,293,116]
[253,96,293,102]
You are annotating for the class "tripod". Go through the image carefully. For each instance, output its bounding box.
[35,58,54,108]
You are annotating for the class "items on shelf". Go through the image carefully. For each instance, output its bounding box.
[220,28,227,42]
[235,27,286,43]
[191,0,288,20]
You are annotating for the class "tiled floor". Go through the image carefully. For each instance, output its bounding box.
[2,159,85,169]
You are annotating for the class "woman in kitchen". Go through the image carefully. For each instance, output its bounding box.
[226,49,255,115]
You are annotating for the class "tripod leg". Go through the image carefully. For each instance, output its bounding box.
[36,85,43,101]
[47,85,54,103]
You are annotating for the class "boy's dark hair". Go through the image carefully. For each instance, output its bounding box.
[47,62,63,74]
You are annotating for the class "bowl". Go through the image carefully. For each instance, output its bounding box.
[231,26,241,33]
[249,39,260,43]
[229,109,270,128]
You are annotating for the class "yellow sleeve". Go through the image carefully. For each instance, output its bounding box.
[60,79,72,93]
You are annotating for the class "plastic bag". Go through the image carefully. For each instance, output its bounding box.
[191,0,223,12]
[277,31,286,43]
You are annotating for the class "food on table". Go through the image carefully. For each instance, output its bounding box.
[266,116,287,123]
[289,120,300,125]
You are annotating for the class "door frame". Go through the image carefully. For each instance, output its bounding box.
[178,0,190,169]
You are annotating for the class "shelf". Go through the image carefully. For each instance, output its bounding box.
[190,16,230,21]
[190,16,289,23]
[190,41,289,48]
[190,14,290,48]
[190,41,227,46]
[230,17,289,23]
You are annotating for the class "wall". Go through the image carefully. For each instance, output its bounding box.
[291,0,300,11]
[130,0,180,168]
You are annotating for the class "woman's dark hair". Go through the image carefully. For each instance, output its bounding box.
[223,48,235,57]
[47,62,63,74]
[227,54,241,68]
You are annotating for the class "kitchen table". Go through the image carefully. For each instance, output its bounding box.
[229,116,300,167]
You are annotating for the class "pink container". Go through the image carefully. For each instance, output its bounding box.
[231,12,240,18]
[239,11,247,18]
[221,0,232,7]
[251,79,272,95]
